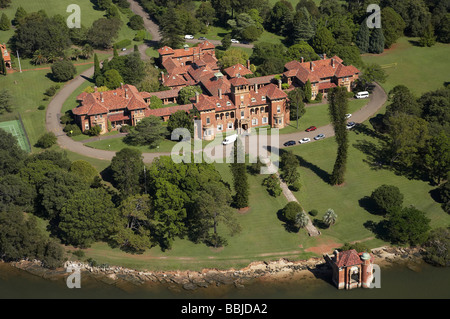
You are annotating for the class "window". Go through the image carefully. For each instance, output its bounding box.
[241,111,244,119]
[240,95,244,100]
[261,96,266,101]
[251,97,256,102]
[227,122,233,129]
[226,101,231,106]
[278,118,283,124]
[99,114,103,118]
[260,107,264,113]
[217,124,223,131]
[85,123,89,130]
[262,117,268,124]
[277,106,281,113]
[252,118,258,126]
[216,103,221,107]
[94,115,98,119]
[206,117,210,124]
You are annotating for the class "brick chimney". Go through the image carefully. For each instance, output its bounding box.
[125,88,128,99]
[247,59,251,70]
[120,83,123,89]
[310,62,314,71]
[218,88,222,99]
[278,79,282,90]
[334,250,339,263]
[255,83,258,94]
[195,91,199,103]
[331,58,335,68]
[161,71,165,84]
[323,53,327,60]
[301,57,304,63]
[100,92,104,102]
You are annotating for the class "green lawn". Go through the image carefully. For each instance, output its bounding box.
[361,37,450,95]
[85,136,179,153]
[281,98,369,134]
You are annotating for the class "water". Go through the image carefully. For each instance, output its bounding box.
[0,262,449,299]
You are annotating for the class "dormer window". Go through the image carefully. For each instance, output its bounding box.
[226,101,231,106]
[261,96,266,101]
[216,103,221,107]
[251,98,256,102]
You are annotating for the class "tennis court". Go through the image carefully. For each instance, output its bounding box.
[0,119,31,152]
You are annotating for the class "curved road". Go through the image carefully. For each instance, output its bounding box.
[46,0,387,164]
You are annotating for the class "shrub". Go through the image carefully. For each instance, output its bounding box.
[44,85,60,97]
[133,30,146,41]
[38,105,46,110]
[290,179,301,192]
[87,125,102,136]
[72,250,85,258]
[114,39,131,49]
[262,174,282,197]
[282,83,290,90]
[51,60,76,82]
[60,113,73,125]
[316,92,323,102]
[36,132,57,148]
[120,125,130,133]
[309,209,318,217]
[371,184,404,215]
[63,124,82,136]
[129,15,144,30]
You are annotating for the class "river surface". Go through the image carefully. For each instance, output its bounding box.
[0,262,449,299]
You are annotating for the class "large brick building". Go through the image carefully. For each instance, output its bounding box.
[283,55,360,100]
[193,76,289,140]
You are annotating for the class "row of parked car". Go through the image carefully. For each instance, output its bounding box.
[184,35,241,43]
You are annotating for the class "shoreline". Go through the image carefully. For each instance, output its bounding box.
[4,246,426,292]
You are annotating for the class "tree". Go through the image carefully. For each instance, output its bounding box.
[96,0,112,10]
[0,88,13,114]
[287,88,306,123]
[381,7,406,48]
[290,7,315,44]
[69,160,99,184]
[160,5,184,49]
[93,53,101,80]
[0,128,26,177]
[282,202,308,230]
[358,63,387,90]
[0,13,10,31]
[368,27,385,54]
[51,60,76,82]
[167,110,194,135]
[110,148,144,197]
[304,79,312,102]
[281,151,300,185]
[196,1,216,27]
[221,33,232,50]
[262,174,282,197]
[14,6,27,26]
[0,174,34,212]
[58,188,117,247]
[371,185,404,215]
[423,131,450,185]
[286,42,320,62]
[436,13,450,43]
[112,194,152,253]
[323,208,337,227]
[387,206,430,245]
[177,85,202,105]
[103,69,123,89]
[129,15,144,30]
[267,0,294,36]
[124,116,167,149]
[423,227,450,267]
[192,182,241,248]
[419,23,436,47]
[355,19,370,53]
[81,44,94,59]
[311,26,336,56]
[41,240,66,269]
[219,48,249,69]
[231,138,249,208]
[328,87,349,185]
[36,132,57,149]
[87,18,121,49]
[332,45,363,68]
[0,0,11,9]
[386,113,429,167]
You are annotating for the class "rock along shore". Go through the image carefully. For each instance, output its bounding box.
[6,246,425,291]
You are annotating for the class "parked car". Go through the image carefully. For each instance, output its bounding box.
[346,122,356,129]
[305,126,317,132]
[283,140,296,147]
[222,134,237,145]
[345,113,352,119]
[121,48,126,51]
[231,39,240,43]
[355,91,369,99]
[299,137,311,144]
[314,134,325,140]
[184,35,194,39]
[198,36,207,40]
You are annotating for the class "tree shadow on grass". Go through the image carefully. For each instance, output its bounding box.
[276,209,299,233]
[352,139,390,171]
[297,155,330,184]
[358,196,382,216]
[312,218,329,230]
[364,220,390,242]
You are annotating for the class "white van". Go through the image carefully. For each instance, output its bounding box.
[222,134,237,145]
[184,35,194,39]
[355,91,369,99]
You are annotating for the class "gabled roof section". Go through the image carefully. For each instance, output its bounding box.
[224,63,253,78]
[230,76,249,87]
[335,249,363,268]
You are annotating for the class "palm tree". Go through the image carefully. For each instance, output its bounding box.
[81,44,94,59]
[323,208,337,227]
[295,211,310,229]
[71,48,82,61]
[32,50,47,65]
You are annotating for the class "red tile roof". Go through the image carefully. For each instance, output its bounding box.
[144,88,181,100]
[162,73,188,87]
[224,63,253,78]
[284,56,360,84]
[230,76,249,87]
[72,84,148,116]
[318,82,337,90]
[108,113,130,122]
[335,250,363,268]
[261,83,288,100]
[158,46,175,55]
[247,75,276,86]
[201,76,232,96]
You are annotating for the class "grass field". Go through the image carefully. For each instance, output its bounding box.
[361,37,450,95]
